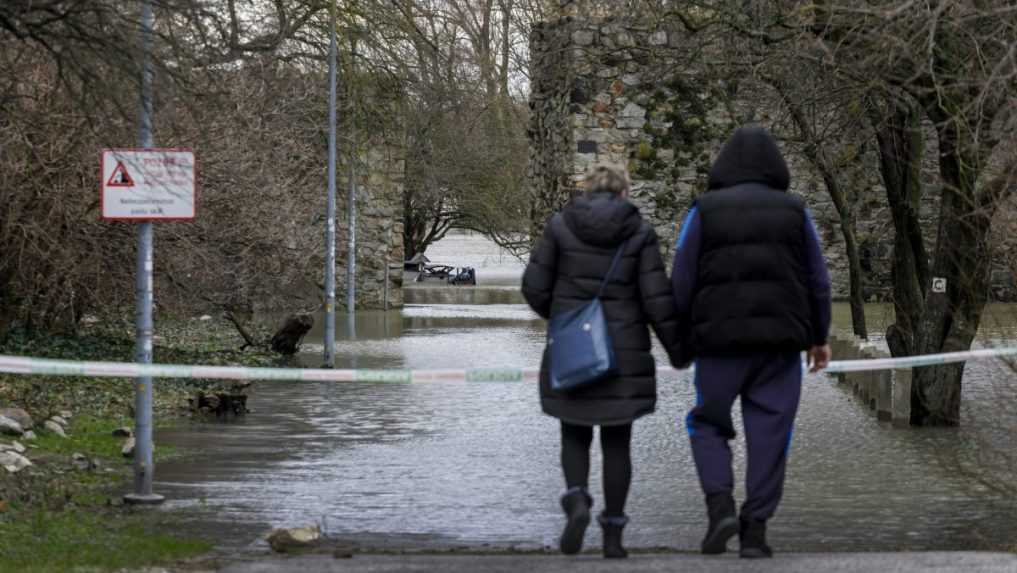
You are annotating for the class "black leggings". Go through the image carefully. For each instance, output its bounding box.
[560,421,632,517]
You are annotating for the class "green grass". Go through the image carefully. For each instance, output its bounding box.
[33,416,131,460]
[0,319,270,571]
[0,414,204,572]
[0,508,212,573]
[32,415,179,463]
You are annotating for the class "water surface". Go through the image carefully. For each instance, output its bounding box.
[155,235,1017,553]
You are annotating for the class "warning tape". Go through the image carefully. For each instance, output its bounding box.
[0,347,1015,383]
[821,346,1017,373]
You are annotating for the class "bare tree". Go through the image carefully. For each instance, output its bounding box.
[659,0,1016,425]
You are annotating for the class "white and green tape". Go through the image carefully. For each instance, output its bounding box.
[1,347,1015,383]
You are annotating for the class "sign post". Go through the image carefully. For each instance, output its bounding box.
[101,149,195,506]
[107,0,196,506]
[127,0,160,506]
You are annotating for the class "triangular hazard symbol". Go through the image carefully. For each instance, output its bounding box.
[106,161,135,187]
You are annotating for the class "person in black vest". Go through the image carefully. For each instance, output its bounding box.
[671,126,832,558]
[522,164,682,559]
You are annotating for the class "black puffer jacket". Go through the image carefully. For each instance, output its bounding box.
[522,193,682,426]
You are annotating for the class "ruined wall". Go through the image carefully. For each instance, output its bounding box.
[528,10,723,265]
[335,144,405,310]
[527,5,1016,302]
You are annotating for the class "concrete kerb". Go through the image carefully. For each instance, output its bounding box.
[215,551,1017,573]
[828,333,901,424]
[874,348,894,421]
[863,346,883,411]
[892,368,913,427]
[829,335,857,386]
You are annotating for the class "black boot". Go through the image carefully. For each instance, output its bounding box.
[597,512,628,559]
[559,487,592,555]
[701,493,738,555]
[739,517,773,559]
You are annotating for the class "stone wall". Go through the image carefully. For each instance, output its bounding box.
[335,144,405,310]
[527,4,1017,302]
[528,10,723,264]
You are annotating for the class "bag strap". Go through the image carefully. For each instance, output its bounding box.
[596,240,628,298]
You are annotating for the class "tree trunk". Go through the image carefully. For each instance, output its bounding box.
[774,82,868,338]
[839,213,869,340]
[911,106,992,426]
[874,96,994,425]
[872,100,928,360]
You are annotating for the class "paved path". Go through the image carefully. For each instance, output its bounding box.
[217,552,1017,573]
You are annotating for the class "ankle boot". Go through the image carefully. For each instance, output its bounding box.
[739,517,773,559]
[559,487,592,555]
[597,512,628,559]
[701,493,738,555]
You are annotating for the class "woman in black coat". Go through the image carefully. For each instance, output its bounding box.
[522,164,682,558]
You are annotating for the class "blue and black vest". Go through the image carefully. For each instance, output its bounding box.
[691,183,813,355]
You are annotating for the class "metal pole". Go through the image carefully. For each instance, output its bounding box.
[346,33,357,321]
[323,2,338,368]
[125,0,163,506]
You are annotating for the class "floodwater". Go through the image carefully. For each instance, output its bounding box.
[155,233,1017,553]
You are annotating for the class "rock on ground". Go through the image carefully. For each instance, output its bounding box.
[43,420,67,437]
[0,416,24,436]
[22,430,36,441]
[49,415,69,427]
[266,525,322,553]
[59,410,73,420]
[0,408,34,430]
[72,452,92,471]
[0,451,32,473]
[0,441,26,454]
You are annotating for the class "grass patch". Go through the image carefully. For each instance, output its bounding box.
[0,508,212,573]
[32,416,132,461]
[0,318,272,571]
[32,415,179,463]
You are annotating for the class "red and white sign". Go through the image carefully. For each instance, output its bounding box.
[101,149,196,221]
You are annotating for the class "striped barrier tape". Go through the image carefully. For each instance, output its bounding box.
[0,347,1015,383]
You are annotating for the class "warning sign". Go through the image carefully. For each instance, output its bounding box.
[106,161,135,187]
[101,149,196,221]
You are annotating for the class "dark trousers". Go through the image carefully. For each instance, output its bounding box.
[686,352,802,522]
[560,422,632,517]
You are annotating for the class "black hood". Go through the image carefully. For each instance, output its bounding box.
[563,192,643,247]
[707,126,791,191]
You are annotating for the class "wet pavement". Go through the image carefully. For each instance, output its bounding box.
[217,552,1017,573]
[153,234,1017,556]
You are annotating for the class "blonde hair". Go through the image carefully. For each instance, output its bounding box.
[584,163,630,196]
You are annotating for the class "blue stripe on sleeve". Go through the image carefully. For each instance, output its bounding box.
[676,206,698,249]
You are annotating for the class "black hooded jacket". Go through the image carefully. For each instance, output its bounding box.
[691,126,813,355]
[522,192,682,426]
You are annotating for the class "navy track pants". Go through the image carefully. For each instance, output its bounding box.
[686,352,802,522]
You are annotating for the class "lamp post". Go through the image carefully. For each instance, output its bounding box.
[345,31,358,339]
[323,2,338,368]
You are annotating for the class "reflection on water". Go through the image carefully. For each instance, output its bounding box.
[155,235,1017,553]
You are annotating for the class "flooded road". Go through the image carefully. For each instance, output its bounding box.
[155,234,1017,553]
